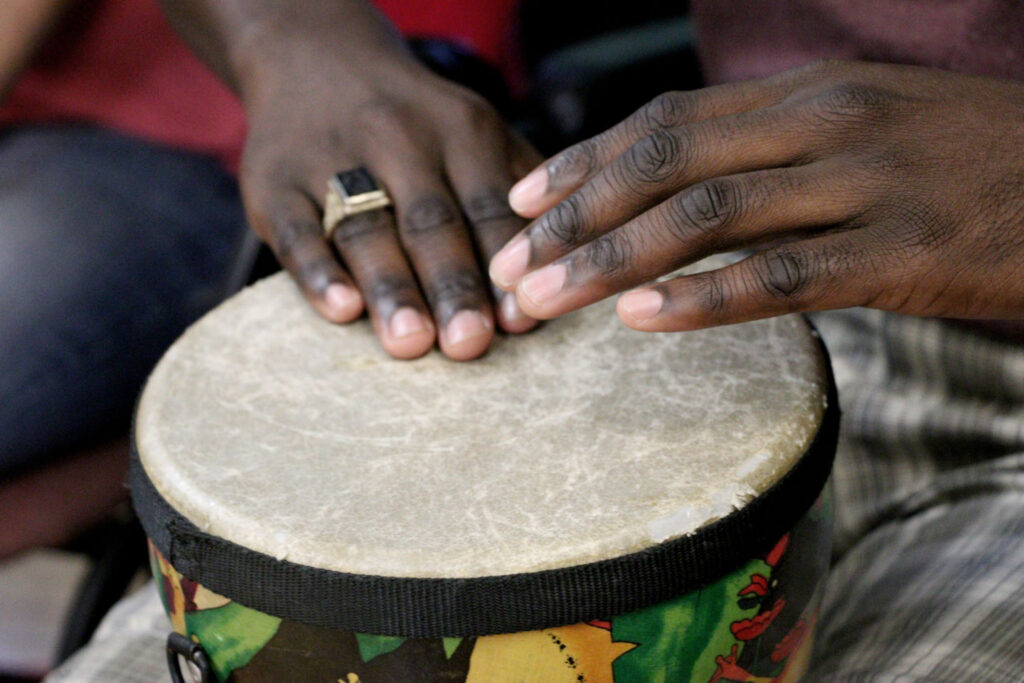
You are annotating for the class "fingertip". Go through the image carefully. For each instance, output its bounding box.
[489,236,531,291]
[617,300,656,331]
[317,283,365,323]
[617,289,664,325]
[616,288,706,332]
[508,167,549,217]
[517,263,567,315]
[439,310,494,361]
[497,293,540,334]
[512,289,558,321]
[381,307,435,360]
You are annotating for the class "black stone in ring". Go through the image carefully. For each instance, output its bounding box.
[334,168,379,198]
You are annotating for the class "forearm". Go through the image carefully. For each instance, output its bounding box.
[158,0,415,105]
[0,0,74,102]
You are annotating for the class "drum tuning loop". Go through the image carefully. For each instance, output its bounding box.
[166,632,214,683]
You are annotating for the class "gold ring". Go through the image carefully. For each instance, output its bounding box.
[323,168,393,239]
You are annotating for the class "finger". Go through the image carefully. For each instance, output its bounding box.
[329,208,437,360]
[617,231,884,331]
[452,183,539,334]
[510,163,858,320]
[508,77,794,217]
[507,127,545,179]
[369,150,497,361]
[444,134,540,334]
[492,106,815,291]
[244,185,364,323]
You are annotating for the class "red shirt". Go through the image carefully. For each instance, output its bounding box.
[0,0,520,172]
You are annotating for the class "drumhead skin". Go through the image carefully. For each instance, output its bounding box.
[136,272,828,580]
[135,270,839,682]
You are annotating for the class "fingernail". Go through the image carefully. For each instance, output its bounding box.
[620,289,664,320]
[500,291,526,323]
[389,307,430,339]
[508,167,548,213]
[520,264,567,307]
[445,310,492,347]
[325,283,362,317]
[489,236,531,289]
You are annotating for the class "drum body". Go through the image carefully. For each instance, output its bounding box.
[132,272,838,683]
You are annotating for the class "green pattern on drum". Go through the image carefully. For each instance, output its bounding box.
[612,558,770,683]
[147,494,831,682]
[185,603,280,682]
[355,633,407,662]
[443,637,465,659]
[351,633,465,663]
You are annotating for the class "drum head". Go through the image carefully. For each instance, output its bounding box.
[136,272,829,581]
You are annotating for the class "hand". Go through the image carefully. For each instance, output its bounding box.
[489,60,1024,331]
[0,0,71,101]
[241,48,540,360]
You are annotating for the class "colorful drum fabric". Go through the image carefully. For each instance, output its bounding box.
[131,271,838,683]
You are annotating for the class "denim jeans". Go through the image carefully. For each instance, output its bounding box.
[0,126,251,478]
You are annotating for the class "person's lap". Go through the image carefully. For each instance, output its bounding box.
[0,125,250,478]
[808,309,1024,680]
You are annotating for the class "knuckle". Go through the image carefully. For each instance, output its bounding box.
[668,178,740,241]
[356,99,414,141]
[269,213,316,261]
[879,200,952,252]
[462,187,517,226]
[429,268,483,299]
[751,249,813,303]
[624,129,687,185]
[692,272,728,316]
[424,268,485,320]
[401,195,461,237]
[292,254,339,292]
[264,212,339,291]
[332,210,391,247]
[582,233,632,278]
[536,193,588,248]
[367,274,421,311]
[449,94,498,130]
[816,81,895,120]
[547,139,599,187]
[640,91,692,130]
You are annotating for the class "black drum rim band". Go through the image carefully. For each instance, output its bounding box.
[131,333,840,639]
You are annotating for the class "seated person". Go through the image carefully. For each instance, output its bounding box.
[21,0,1024,678]
[0,0,250,557]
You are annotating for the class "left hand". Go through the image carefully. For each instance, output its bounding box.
[489,60,1024,331]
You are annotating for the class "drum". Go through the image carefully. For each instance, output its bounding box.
[131,270,838,683]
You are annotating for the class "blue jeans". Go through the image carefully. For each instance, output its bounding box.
[0,126,251,478]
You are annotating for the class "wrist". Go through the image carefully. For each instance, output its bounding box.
[229,9,420,109]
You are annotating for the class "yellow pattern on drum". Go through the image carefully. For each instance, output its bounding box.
[466,623,637,682]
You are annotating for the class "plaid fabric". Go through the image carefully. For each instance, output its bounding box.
[46,309,1024,682]
[807,309,1024,681]
[45,584,167,682]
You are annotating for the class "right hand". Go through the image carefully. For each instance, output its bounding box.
[239,41,541,361]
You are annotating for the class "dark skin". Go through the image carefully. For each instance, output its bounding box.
[491,60,1024,332]
[0,0,72,100]
[161,0,540,361]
